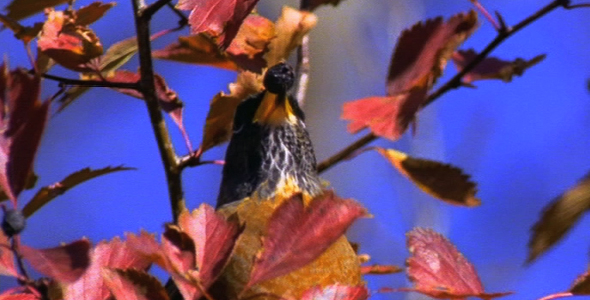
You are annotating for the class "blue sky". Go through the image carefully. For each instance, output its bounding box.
[1,1,590,299]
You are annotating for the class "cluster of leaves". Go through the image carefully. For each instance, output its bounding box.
[0,0,589,299]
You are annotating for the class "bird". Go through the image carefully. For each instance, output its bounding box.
[211,62,362,300]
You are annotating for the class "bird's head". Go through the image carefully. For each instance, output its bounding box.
[253,62,304,126]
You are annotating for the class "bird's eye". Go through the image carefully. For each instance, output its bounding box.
[263,62,295,94]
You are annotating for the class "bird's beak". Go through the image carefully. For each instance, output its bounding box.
[253,91,297,126]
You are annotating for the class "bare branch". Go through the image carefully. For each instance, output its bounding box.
[141,0,172,21]
[294,0,312,106]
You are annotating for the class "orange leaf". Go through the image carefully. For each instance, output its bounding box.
[20,239,91,283]
[405,228,511,300]
[75,1,115,27]
[200,71,263,152]
[376,148,480,206]
[265,6,317,66]
[101,268,169,300]
[528,171,590,263]
[37,9,103,72]
[152,34,238,70]
[176,0,259,49]
[227,14,275,72]
[452,49,546,84]
[4,0,69,21]
[342,11,477,140]
[301,284,369,300]
[247,192,368,288]
[360,264,403,275]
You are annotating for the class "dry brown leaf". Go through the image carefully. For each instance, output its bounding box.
[376,148,480,206]
[265,6,317,66]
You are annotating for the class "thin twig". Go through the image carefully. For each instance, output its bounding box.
[536,292,574,300]
[132,0,185,223]
[141,0,172,21]
[177,152,224,170]
[11,236,30,282]
[41,73,141,89]
[166,2,189,27]
[564,3,590,9]
[317,0,571,174]
[294,0,312,106]
[469,0,500,30]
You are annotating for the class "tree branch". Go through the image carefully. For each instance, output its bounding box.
[317,0,570,174]
[294,0,312,106]
[141,0,172,21]
[132,0,184,223]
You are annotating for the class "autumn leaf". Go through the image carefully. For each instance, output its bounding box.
[4,0,69,21]
[0,230,17,277]
[247,191,368,288]
[22,166,134,218]
[37,9,103,72]
[226,14,275,72]
[63,232,155,300]
[405,228,511,299]
[301,284,369,300]
[178,204,243,289]
[0,64,49,201]
[376,148,480,207]
[20,239,91,283]
[342,11,478,141]
[452,49,546,84]
[58,36,139,111]
[0,291,40,300]
[201,71,263,152]
[75,2,115,27]
[176,0,260,49]
[152,34,237,70]
[107,70,191,151]
[360,264,403,275]
[528,171,590,263]
[265,6,317,66]
[102,268,169,300]
[309,0,346,11]
[570,269,590,295]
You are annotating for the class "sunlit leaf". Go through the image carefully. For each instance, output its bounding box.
[176,0,260,49]
[102,268,169,300]
[37,9,103,72]
[265,6,317,66]
[4,0,69,21]
[20,239,91,283]
[201,71,263,152]
[0,230,17,277]
[376,148,480,206]
[360,264,403,275]
[343,11,478,141]
[405,228,511,299]
[247,191,368,288]
[452,49,546,84]
[528,171,590,263]
[301,284,369,300]
[22,166,134,218]
[227,14,275,72]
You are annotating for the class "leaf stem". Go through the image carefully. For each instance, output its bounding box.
[317,0,570,174]
[132,0,185,222]
[11,236,31,282]
[40,73,141,89]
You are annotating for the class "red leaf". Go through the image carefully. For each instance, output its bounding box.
[247,192,367,287]
[0,291,40,300]
[101,268,169,300]
[0,65,48,201]
[176,0,260,49]
[152,34,238,71]
[226,14,275,72]
[0,230,17,277]
[20,239,91,283]
[452,49,546,84]
[64,232,154,300]
[37,9,103,72]
[108,70,191,151]
[405,228,511,299]
[178,204,243,289]
[342,12,477,141]
[301,284,369,300]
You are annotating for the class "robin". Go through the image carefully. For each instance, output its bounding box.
[212,63,362,300]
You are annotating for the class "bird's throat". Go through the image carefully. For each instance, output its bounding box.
[253,92,297,126]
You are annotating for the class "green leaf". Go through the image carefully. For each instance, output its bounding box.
[22,166,134,218]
